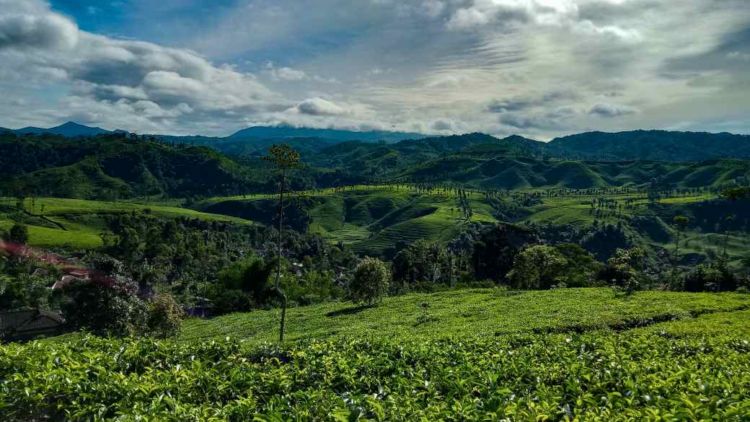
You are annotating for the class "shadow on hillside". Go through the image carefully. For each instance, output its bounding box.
[325,304,373,318]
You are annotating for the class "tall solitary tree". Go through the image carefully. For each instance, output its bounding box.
[263,144,301,342]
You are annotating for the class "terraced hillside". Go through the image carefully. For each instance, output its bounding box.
[398,157,750,190]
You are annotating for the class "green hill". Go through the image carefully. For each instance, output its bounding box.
[547,130,750,161]
[0,133,261,199]
[0,197,252,249]
[179,287,750,344]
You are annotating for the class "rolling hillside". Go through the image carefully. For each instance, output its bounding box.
[0,197,252,249]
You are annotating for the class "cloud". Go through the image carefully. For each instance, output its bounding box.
[292,98,347,116]
[264,62,309,81]
[275,67,307,81]
[0,0,288,135]
[431,119,454,131]
[588,103,638,118]
[444,0,640,42]
[0,12,78,50]
[487,91,578,113]
[499,106,577,130]
[1,0,750,138]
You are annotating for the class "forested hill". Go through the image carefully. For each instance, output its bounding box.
[10,122,750,162]
[203,129,749,163]
[2,131,750,200]
[546,130,750,161]
[0,133,261,199]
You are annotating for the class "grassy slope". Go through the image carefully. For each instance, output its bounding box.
[522,193,715,226]
[0,197,252,249]
[198,186,498,255]
[179,288,750,345]
[0,189,736,260]
[199,187,727,258]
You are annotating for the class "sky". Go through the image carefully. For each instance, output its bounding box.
[0,0,748,139]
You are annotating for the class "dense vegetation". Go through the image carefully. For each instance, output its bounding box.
[1,127,750,419]
[1,130,749,325]
[2,290,749,420]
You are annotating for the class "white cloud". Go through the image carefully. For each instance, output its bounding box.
[0,0,287,135]
[0,0,749,138]
[0,12,78,49]
[276,67,308,81]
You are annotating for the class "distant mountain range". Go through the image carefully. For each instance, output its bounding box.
[3,122,750,162]
[227,125,425,143]
[4,121,114,137]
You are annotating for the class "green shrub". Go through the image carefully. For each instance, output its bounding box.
[350,257,390,306]
[392,240,452,287]
[6,224,29,244]
[146,293,185,338]
[683,263,738,292]
[60,277,147,337]
[598,247,645,293]
[507,245,567,290]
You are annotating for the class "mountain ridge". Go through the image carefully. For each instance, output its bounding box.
[4,122,750,162]
[14,121,112,137]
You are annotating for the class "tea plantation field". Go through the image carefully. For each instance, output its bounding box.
[179,288,750,344]
[2,288,749,420]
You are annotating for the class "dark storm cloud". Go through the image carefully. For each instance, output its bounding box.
[488,91,579,114]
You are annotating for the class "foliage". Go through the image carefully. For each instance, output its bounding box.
[350,257,390,305]
[472,223,538,282]
[179,288,750,345]
[0,256,58,310]
[507,245,568,290]
[580,223,630,261]
[217,256,273,305]
[5,224,28,244]
[683,263,738,292]
[264,143,303,343]
[59,277,147,337]
[599,248,646,293]
[0,274,53,310]
[392,240,453,289]
[2,321,750,420]
[673,215,690,228]
[554,243,603,287]
[721,186,750,201]
[146,293,185,339]
[0,134,263,199]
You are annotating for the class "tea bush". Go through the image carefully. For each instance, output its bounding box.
[1,328,748,420]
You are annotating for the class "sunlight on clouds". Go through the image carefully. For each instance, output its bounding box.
[0,0,748,137]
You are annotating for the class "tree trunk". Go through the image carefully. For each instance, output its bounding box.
[276,171,287,343]
[279,291,287,343]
